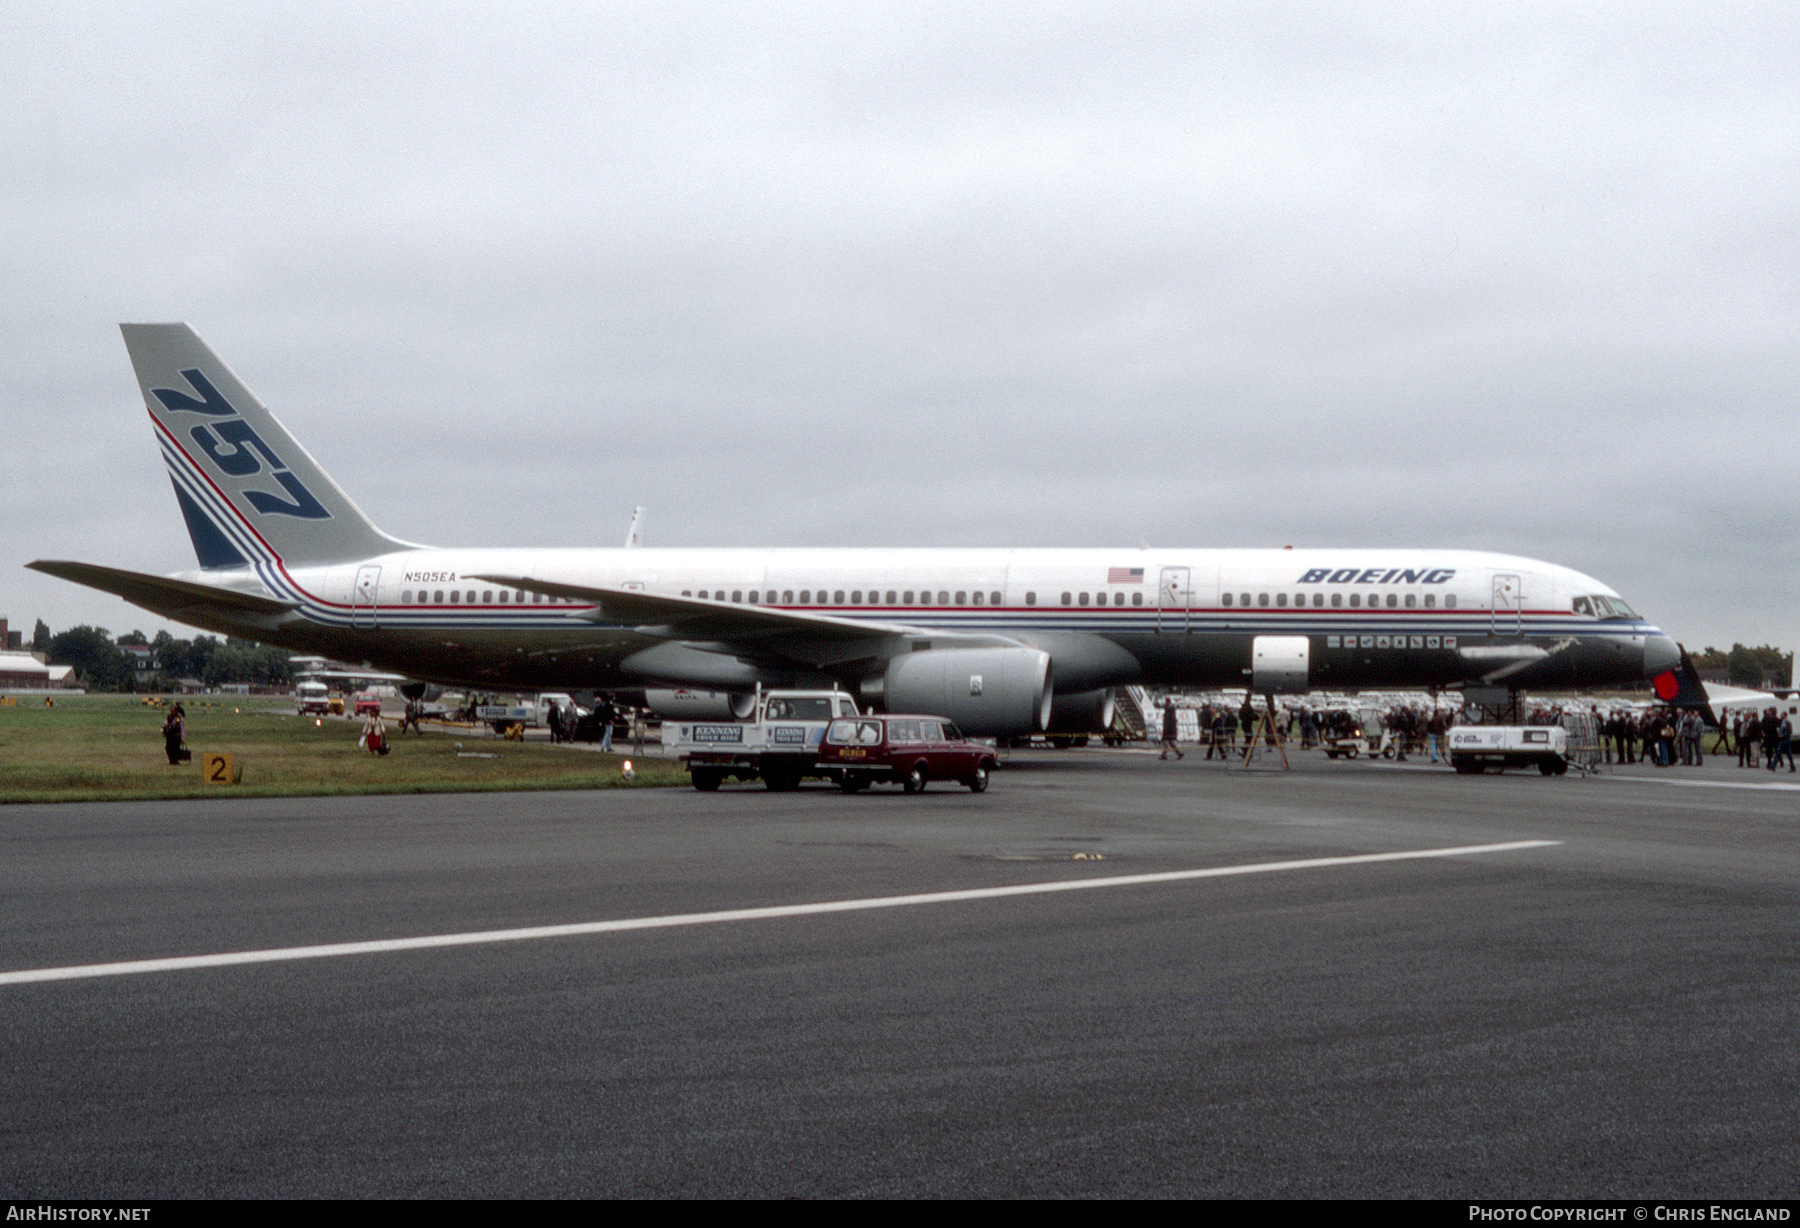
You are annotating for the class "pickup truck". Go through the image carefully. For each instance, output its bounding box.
[663,689,862,791]
[1447,725,1570,775]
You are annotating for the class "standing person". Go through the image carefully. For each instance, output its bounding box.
[1770,711,1794,773]
[1159,700,1184,761]
[161,703,186,765]
[597,694,616,753]
[362,708,386,755]
[546,700,564,744]
[400,697,424,736]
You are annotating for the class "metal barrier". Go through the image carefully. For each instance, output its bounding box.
[1559,710,1606,772]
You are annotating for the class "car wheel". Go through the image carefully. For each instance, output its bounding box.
[839,774,868,794]
[967,764,989,793]
[692,769,723,792]
[903,765,926,794]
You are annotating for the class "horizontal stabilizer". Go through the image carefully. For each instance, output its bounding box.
[26,560,297,622]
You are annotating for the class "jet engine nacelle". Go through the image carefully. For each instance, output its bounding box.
[1046,687,1116,734]
[883,647,1053,736]
[644,688,756,721]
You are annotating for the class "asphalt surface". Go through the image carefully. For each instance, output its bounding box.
[2,748,1797,1198]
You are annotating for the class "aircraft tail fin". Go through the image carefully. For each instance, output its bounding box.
[1652,643,1719,727]
[120,323,407,569]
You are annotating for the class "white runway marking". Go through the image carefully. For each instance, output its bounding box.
[0,840,1559,986]
[1605,775,1800,793]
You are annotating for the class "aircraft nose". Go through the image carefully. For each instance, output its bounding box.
[1643,633,1681,678]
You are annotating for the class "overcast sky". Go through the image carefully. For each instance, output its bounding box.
[4,1,1795,655]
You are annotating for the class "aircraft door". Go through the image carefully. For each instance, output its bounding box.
[353,565,381,629]
[1158,567,1191,634]
[1491,573,1522,637]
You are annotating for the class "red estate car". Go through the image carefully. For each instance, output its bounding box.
[817,714,998,794]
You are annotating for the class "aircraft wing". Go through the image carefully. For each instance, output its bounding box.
[470,574,1021,671]
[26,560,298,625]
[471,574,920,640]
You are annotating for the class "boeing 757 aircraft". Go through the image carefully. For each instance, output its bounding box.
[29,324,1681,735]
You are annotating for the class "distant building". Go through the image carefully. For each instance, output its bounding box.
[0,619,23,652]
[0,652,77,690]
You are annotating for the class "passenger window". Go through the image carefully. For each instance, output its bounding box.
[1113,593,1123,606]
[1258,593,1269,607]
[1331,593,1342,608]
[1446,594,1457,609]
[834,591,845,604]
[1062,592,1072,605]
[401,591,412,603]
[955,591,966,605]
[1240,594,1250,606]
[450,591,460,604]
[516,591,525,603]
[1276,593,1287,607]
[467,591,476,604]
[851,591,862,604]
[993,592,1002,605]
[886,591,897,604]
[1079,592,1090,606]
[1026,592,1036,605]
[481,591,492,603]
[972,592,984,606]
[1223,593,1233,607]
[1313,594,1324,607]
[1349,594,1360,608]
[732,591,742,603]
[938,592,949,604]
[1133,592,1143,606]
[1424,594,1435,608]
[1405,594,1416,608]
[1386,594,1397,609]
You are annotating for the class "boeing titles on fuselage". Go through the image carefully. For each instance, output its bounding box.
[27,324,1681,737]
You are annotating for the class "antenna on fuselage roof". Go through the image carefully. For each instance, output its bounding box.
[624,506,646,549]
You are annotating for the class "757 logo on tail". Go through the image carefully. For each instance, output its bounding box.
[153,368,330,520]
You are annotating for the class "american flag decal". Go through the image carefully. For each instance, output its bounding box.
[1107,567,1145,583]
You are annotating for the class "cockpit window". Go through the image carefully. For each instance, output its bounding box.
[1573,597,1594,616]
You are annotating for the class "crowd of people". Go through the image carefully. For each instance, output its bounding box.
[1154,695,1795,772]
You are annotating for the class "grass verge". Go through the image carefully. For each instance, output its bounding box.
[0,695,687,803]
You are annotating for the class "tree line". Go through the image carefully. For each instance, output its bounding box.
[1690,644,1793,689]
[28,620,292,691]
